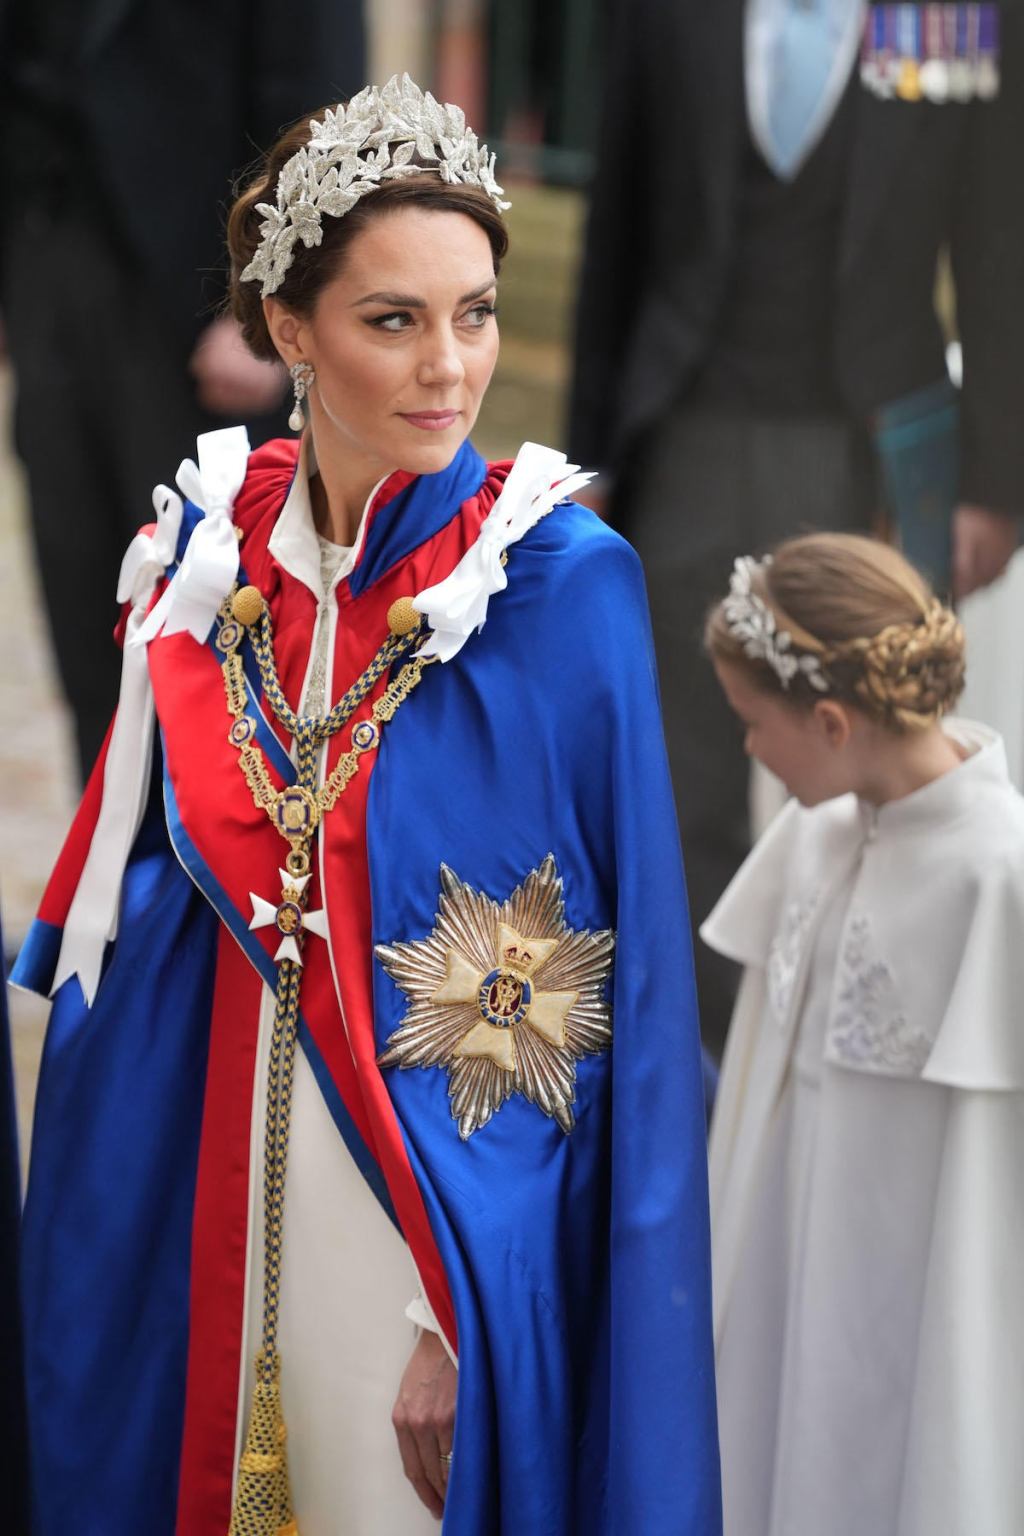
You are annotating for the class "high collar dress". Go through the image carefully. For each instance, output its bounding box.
[704,721,1024,1536]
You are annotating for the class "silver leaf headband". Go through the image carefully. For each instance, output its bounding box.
[240,73,511,299]
[723,557,829,693]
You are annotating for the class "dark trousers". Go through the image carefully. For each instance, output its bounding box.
[3,200,286,783]
[620,405,876,1058]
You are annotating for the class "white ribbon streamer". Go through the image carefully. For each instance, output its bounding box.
[414,442,595,663]
[51,485,186,1004]
[133,425,250,646]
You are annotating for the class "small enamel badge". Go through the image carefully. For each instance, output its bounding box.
[249,868,329,965]
[376,855,614,1139]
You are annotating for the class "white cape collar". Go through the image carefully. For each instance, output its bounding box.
[860,719,1009,838]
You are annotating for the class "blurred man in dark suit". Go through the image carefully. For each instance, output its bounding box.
[569,0,1023,1054]
[0,0,365,781]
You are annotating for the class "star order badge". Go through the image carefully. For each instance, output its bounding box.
[376,855,614,1139]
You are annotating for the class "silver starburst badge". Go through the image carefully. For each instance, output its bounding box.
[376,855,614,1139]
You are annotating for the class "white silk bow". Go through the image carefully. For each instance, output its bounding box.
[414,442,595,663]
[133,425,250,646]
[52,427,248,1004]
[116,483,185,607]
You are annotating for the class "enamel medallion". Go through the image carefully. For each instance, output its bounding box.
[376,855,615,1139]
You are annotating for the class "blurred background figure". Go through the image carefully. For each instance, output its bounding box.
[569,0,1024,1055]
[0,0,366,782]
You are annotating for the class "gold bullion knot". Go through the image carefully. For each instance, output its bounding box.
[387,596,421,636]
[232,584,266,628]
[376,855,615,1139]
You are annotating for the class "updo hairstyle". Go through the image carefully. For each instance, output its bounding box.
[226,106,511,363]
[705,533,966,733]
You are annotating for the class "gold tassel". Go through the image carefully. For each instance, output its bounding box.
[228,1349,299,1536]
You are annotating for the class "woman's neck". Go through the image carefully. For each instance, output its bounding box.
[306,424,394,547]
[855,722,965,807]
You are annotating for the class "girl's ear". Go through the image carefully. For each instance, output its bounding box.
[813,697,853,751]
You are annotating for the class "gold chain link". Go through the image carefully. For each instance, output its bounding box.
[318,653,433,813]
[218,596,433,834]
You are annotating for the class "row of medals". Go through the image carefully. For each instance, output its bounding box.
[861,4,1000,103]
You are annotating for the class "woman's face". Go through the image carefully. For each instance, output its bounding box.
[268,206,500,481]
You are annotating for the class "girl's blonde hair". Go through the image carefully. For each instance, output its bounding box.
[705,533,966,733]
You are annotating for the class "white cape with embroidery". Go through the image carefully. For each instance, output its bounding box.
[703,719,1024,1536]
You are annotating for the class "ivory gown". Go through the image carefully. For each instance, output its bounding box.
[704,721,1024,1536]
[235,467,442,1534]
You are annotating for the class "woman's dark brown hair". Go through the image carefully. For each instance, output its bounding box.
[226,107,510,362]
[705,533,966,733]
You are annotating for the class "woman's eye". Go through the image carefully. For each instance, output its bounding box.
[463,303,497,327]
[369,311,414,332]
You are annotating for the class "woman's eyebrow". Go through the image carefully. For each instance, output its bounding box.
[352,278,497,309]
[458,279,498,303]
[353,290,425,308]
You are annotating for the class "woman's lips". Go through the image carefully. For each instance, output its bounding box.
[399,409,459,432]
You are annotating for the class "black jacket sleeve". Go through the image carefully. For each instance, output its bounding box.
[951,6,1024,514]
[244,0,367,162]
[566,0,654,476]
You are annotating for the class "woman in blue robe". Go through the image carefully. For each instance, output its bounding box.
[14,76,721,1536]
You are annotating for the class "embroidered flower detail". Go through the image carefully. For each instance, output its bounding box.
[767,891,820,1025]
[826,914,935,1076]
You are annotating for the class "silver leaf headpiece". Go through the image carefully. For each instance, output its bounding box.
[723,556,829,693]
[240,73,511,298]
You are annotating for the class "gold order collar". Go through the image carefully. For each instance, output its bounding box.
[218,581,435,1536]
[219,583,435,878]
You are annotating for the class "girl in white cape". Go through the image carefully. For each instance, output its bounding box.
[702,533,1024,1536]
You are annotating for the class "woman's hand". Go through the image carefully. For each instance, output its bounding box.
[392,1328,457,1519]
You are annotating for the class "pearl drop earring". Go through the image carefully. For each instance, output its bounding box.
[288,361,316,432]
